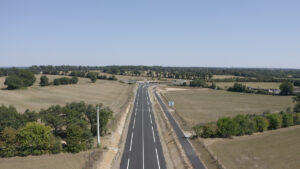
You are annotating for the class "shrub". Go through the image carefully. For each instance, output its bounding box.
[253,116,269,132]
[282,112,294,127]
[294,103,300,113]
[40,75,49,86]
[66,124,91,153]
[266,113,282,130]
[0,105,25,132]
[217,117,237,138]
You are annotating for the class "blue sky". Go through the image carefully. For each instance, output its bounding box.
[0,0,299,68]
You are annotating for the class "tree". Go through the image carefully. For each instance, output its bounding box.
[266,113,282,130]
[40,105,65,136]
[4,76,24,89]
[253,116,269,132]
[0,128,18,157]
[17,122,53,156]
[59,77,70,85]
[280,82,294,95]
[39,75,49,86]
[0,105,25,132]
[211,82,217,89]
[53,78,61,85]
[228,83,247,92]
[90,75,97,83]
[23,110,39,123]
[190,79,207,87]
[66,124,92,153]
[233,115,254,136]
[294,113,300,125]
[216,117,237,137]
[282,112,294,127]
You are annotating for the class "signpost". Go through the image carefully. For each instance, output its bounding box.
[168,101,175,107]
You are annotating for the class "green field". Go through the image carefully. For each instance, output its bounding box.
[163,88,294,129]
[209,125,300,169]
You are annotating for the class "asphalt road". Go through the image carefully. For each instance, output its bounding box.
[154,90,206,169]
[120,83,166,169]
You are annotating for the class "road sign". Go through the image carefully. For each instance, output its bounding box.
[168,101,175,107]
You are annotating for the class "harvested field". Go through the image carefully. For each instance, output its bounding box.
[162,88,294,129]
[0,151,91,169]
[208,125,300,169]
[0,75,134,114]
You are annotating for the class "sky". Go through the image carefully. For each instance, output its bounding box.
[0,0,300,68]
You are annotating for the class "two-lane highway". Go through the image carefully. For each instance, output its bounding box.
[120,83,166,169]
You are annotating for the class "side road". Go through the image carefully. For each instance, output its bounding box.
[154,89,206,169]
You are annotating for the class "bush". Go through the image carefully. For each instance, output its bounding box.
[217,117,237,138]
[253,116,269,132]
[108,75,117,80]
[40,75,49,86]
[266,113,282,130]
[282,112,294,127]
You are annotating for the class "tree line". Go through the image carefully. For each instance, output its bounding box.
[0,102,113,157]
[193,95,300,138]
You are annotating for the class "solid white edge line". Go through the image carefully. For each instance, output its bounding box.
[129,132,134,151]
[155,148,161,169]
[127,158,130,169]
[152,126,156,143]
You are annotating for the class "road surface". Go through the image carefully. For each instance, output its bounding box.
[154,90,206,169]
[120,83,166,169]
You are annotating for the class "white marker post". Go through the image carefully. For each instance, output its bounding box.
[97,106,100,147]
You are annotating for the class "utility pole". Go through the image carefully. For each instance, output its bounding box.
[97,106,100,147]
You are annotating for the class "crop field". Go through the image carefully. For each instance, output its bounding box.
[216,82,282,89]
[208,125,300,169]
[162,88,294,129]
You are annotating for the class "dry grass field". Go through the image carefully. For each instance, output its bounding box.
[216,82,282,89]
[162,88,294,129]
[208,125,300,169]
[0,75,134,114]
[0,151,92,169]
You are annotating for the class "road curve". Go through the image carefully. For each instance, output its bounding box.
[120,83,166,169]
